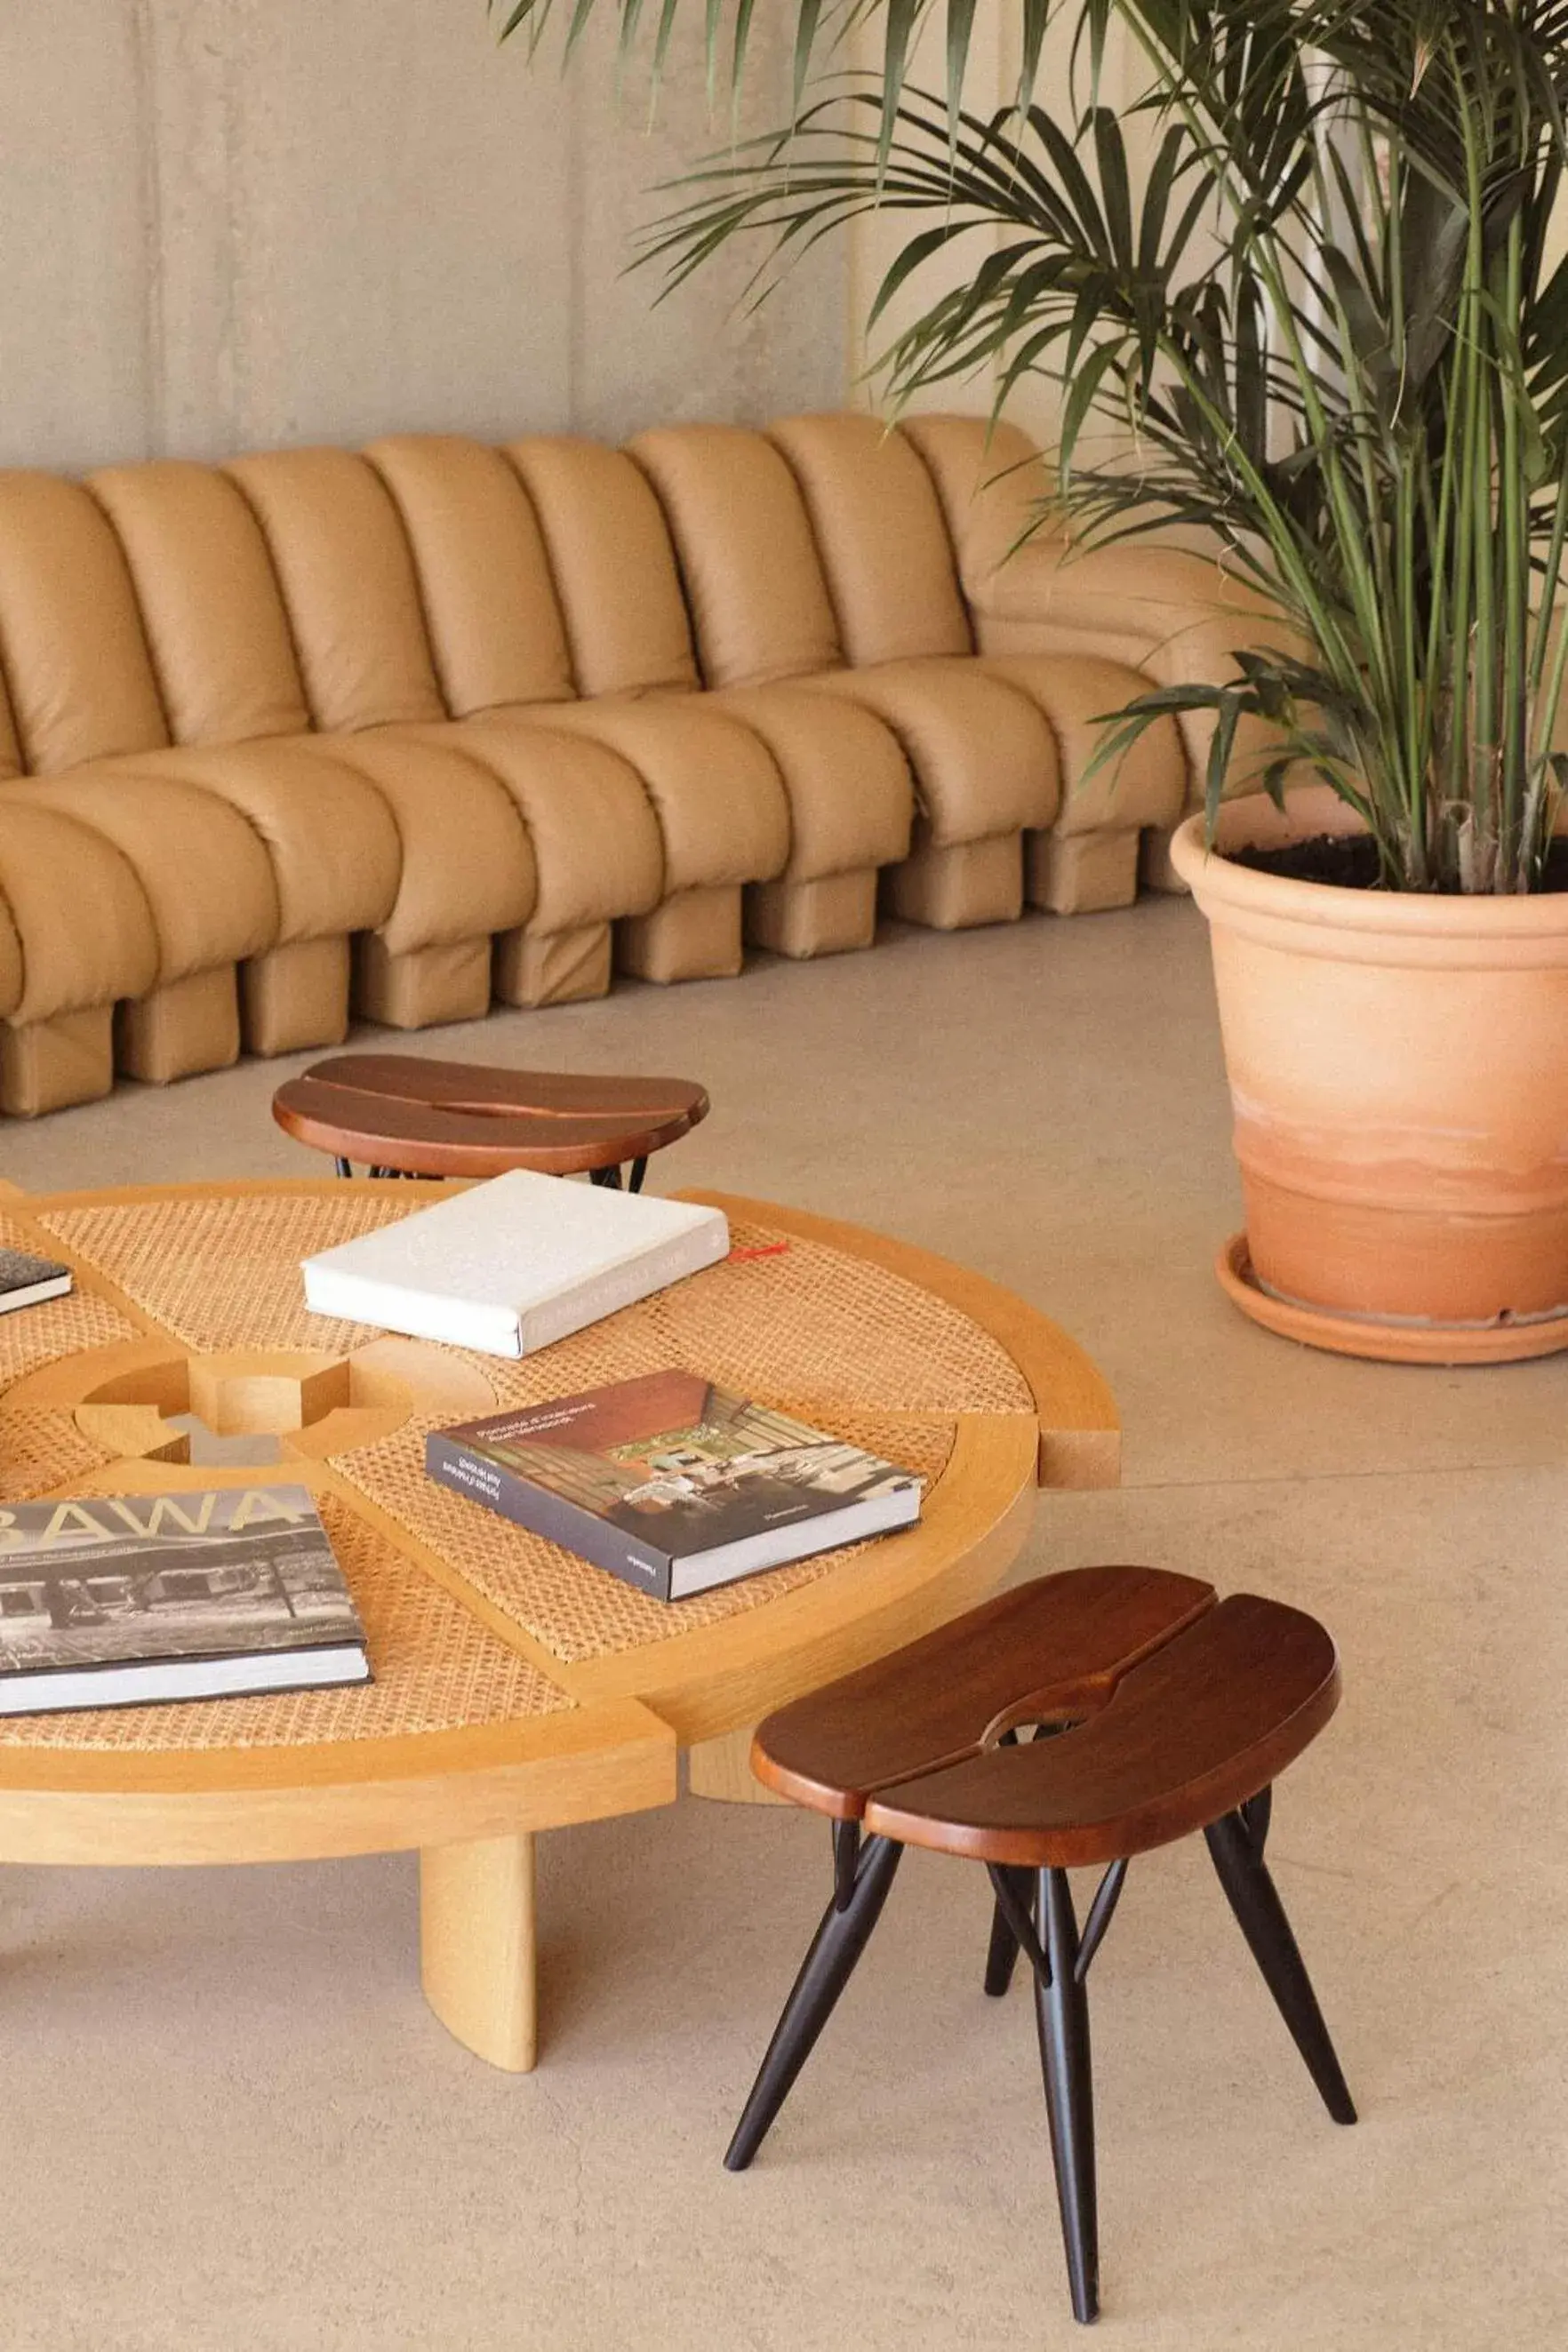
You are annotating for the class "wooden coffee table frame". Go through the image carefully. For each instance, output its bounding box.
[0,1180,1117,2074]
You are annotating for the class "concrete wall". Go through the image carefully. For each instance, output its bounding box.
[0,0,848,471]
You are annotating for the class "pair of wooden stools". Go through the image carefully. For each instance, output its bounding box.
[726,1566,1355,2325]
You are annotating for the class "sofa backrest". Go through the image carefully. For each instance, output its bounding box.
[628,425,844,691]
[90,460,312,748]
[224,449,449,735]
[0,472,171,775]
[504,436,700,700]
[365,436,574,716]
[768,413,974,667]
[0,412,1030,777]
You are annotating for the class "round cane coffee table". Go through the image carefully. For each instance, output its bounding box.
[0,1177,1117,2072]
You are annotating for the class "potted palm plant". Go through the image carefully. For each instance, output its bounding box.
[498,0,1568,1363]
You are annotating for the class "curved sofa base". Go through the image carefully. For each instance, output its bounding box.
[746,868,878,960]
[1027,827,1143,916]
[1140,823,1190,896]
[0,1008,116,1118]
[884,832,1024,932]
[618,885,743,985]
[241,939,352,1058]
[354,935,492,1031]
[493,923,613,1009]
[116,967,241,1085]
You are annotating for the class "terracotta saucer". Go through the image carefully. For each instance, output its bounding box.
[1215,1233,1568,1365]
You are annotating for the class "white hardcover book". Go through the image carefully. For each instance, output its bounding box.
[300,1170,730,1356]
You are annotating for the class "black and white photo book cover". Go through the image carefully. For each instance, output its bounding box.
[0,1484,371,1715]
[0,1246,72,1315]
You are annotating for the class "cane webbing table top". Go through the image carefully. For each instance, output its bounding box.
[0,1177,1118,1869]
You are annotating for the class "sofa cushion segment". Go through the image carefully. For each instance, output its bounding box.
[500,696,790,892]
[0,772,274,989]
[92,739,398,946]
[0,662,21,779]
[0,797,159,1022]
[87,461,311,748]
[399,717,665,932]
[767,415,973,668]
[976,654,1188,836]
[224,450,446,733]
[0,474,171,773]
[365,436,575,715]
[897,413,1055,588]
[800,660,1059,845]
[502,438,700,698]
[903,413,1305,804]
[708,685,912,881]
[900,412,1262,658]
[628,426,844,689]
[300,729,538,954]
[0,886,19,1016]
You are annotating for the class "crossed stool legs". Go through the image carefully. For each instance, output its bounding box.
[723,1568,1356,2325]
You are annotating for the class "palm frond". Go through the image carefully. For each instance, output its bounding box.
[501,0,1568,892]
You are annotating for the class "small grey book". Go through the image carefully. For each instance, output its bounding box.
[425,1369,923,1602]
[0,1246,72,1315]
[0,1484,372,1716]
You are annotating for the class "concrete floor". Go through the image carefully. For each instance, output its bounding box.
[1,897,1563,2350]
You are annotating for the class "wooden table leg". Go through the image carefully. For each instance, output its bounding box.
[420,1832,538,2071]
[687,1724,788,1805]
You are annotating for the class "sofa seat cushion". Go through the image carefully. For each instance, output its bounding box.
[706,684,913,881]
[92,738,401,944]
[398,717,665,933]
[0,770,277,988]
[301,729,538,954]
[0,796,159,1023]
[496,695,791,892]
[798,660,1060,846]
[977,653,1188,836]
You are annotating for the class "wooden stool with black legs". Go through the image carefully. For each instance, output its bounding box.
[272,1052,708,1189]
[724,1566,1356,2325]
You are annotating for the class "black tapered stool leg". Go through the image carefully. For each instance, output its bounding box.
[725,1829,903,2172]
[1035,1867,1100,2324]
[980,1731,1028,1996]
[983,1864,1033,1996]
[333,1156,353,1179]
[1204,1806,1356,2126]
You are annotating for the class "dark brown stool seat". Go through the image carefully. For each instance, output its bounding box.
[726,1566,1355,2325]
[272,1052,708,1186]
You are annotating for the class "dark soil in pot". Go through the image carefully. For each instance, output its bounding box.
[1226,833,1568,892]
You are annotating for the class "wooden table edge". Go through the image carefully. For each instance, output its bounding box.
[0,1695,676,1865]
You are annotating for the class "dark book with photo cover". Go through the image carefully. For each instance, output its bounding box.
[0,1485,371,1716]
[425,1369,923,1602]
[0,1246,71,1315]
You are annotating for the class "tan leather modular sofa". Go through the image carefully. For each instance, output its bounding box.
[0,411,1273,1116]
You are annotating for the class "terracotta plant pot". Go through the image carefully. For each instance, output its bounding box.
[1170,783,1568,1363]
